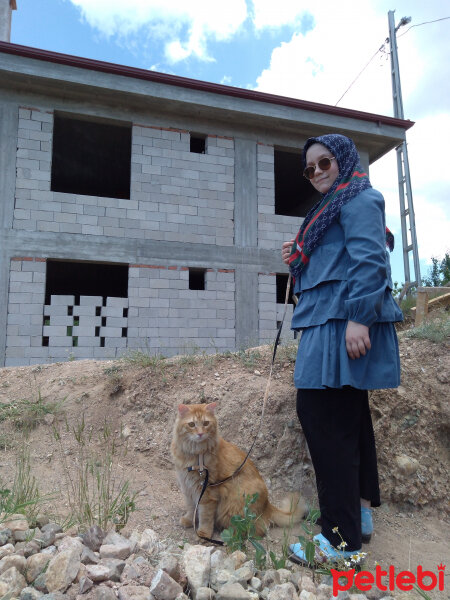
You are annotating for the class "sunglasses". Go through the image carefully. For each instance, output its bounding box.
[303,156,336,180]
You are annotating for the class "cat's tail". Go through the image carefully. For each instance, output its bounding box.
[265,492,306,527]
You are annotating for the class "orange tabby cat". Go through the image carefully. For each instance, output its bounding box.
[171,402,305,539]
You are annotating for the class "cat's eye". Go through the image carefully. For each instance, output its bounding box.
[203,421,209,426]
[188,422,195,428]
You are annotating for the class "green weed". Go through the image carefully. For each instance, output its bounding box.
[53,417,139,532]
[0,390,62,430]
[405,311,450,343]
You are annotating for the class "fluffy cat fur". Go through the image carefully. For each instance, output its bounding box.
[171,402,305,540]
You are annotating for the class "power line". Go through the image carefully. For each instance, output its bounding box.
[397,16,450,38]
[335,42,386,107]
[335,15,450,107]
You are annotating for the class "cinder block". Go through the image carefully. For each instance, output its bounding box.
[80,296,103,306]
[99,327,123,337]
[51,295,75,305]
[77,337,101,347]
[72,326,96,336]
[78,316,101,326]
[105,317,127,327]
[104,338,127,347]
[43,325,69,336]
[47,316,73,326]
[107,297,128,308]
[48,336,74,347]
[101,306,123,317]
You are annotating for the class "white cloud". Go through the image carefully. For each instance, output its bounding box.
[68,0,248,62]
[251,0,307,30]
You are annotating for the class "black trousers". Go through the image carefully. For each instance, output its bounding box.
[296,387,380,551]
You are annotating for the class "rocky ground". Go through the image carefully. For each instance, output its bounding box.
[0,325,448,599]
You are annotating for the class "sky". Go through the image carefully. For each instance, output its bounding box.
[9,0,450,286]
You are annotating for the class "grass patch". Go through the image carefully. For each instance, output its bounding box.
[405,311,450,343]
[0,390,62,430]
[121,349,166,369]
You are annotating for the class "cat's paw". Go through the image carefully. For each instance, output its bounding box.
[180,515,193,528]
[196,528,213,540]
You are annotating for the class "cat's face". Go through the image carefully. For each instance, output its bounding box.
[176,403,218,444]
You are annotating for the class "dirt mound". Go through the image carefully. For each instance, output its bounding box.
[0,334,448,580]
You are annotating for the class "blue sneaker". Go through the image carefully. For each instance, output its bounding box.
[289,533,364,567]
[361,506,373,543]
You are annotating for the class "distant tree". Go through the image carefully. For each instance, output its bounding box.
[422,252,450,287]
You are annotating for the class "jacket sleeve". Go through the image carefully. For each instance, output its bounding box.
[339,189,390,327]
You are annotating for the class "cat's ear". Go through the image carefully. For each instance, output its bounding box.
[205,402,217,414]
[178,404,190,417]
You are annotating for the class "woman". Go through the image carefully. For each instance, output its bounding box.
[282,133,403,564]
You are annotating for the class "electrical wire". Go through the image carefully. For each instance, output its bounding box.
[334,15,450,107]
[397,16,450,38]
[335,43,386,107]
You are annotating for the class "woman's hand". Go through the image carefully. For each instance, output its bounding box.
[282,239,295,265]
[346,320,371,360]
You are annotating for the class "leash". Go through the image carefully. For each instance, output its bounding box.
[189,273,293,545]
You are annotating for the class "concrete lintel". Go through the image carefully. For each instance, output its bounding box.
[2,230,287,273]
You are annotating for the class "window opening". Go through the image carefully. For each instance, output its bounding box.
[276,273,294,305]
[274,149,319,217]
[189,268,206,290]
[43,260,128,349]
[190,134,206,154]
[51,113,132,199]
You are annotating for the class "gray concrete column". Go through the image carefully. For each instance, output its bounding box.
[235,266,259,350]
[0,0,14,43]
[0,103,18,229]
[234,138,257,247]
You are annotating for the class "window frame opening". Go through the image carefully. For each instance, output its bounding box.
[274,148,320,217]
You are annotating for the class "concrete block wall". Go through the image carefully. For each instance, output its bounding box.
[5,258,130,366]
[131,125,234,245]
[13,108,235,245]
[258,273,295,346]
[6,258,48,366]
[127,265,236,356]
[257,143,300,251]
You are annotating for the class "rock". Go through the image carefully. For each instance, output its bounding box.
[99,540,132,560]
[35,530,56,549]
[276,570,291,585]
[197,588,216,600]
[0,543,15,559]
[335,591,350,600]
[78,576,94,594]
[117,585,151,600]
[20,586,44,600]
[0,566,27,596]
[56,536,83,556]
[229,564,254,587]
[99,558,126,581]
[138,529,159,553]
[261,569,281,589]
[35,515,50,529]
[40,593,66,600]
[85,564,110,583]
[90,586,117,600]
[182,545,213,597]
[223,550,246,571]
[45,549,81,593]
[14,527,38,542]
[250,577,262,591]
[395,455,420,476]
[41,524,63,537]
[216,582,252,599]
[299,591,316,600]
[297,573,316,594]
[80,545,99,565]
[269,583,299,600]
[120,557,156,586]
[158,554,180,582]
[80,526,105,552]
[150,568,183,600]
[33,572,49,593]
[316,584,332,598]
[41,546,57,556]
[215,569,233,586]
[0,529,12,545]
[3,514,29,533]
[349,595,370,600]
[0,554,27,575]
[23,540,41,557]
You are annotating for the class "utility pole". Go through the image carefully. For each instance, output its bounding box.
[388,10,421,288]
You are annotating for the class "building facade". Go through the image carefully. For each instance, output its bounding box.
[0,42,413,366]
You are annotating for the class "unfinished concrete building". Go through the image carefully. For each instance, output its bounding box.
[0,39,413,366]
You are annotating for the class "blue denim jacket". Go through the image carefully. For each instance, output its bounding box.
[291,187,403,330]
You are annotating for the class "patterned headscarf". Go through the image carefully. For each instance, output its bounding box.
[288,133,393,280]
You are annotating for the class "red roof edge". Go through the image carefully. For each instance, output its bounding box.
[0,41,414,131]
